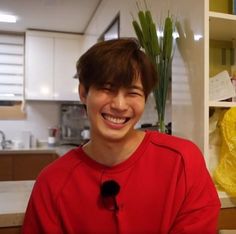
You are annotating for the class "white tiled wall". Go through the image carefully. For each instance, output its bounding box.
[0,101,60,143]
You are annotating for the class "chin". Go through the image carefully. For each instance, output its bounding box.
[101,126,136,142]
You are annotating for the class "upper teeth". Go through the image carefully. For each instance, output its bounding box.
[103,114,126,124]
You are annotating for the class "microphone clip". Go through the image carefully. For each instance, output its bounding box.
[100,180,120,211]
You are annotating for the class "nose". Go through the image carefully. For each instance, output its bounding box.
[110,91,128,111]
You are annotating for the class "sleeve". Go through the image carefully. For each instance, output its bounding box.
[21,175,63,234]
[169,141,221,234]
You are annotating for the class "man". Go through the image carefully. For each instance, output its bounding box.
[22,38,220,233]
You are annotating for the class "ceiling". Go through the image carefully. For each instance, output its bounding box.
[0,0,102,34]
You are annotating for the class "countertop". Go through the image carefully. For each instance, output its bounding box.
[0,180,235,228]
[0,144,77,157]
[218,191,236,208]
[0,180,34,227]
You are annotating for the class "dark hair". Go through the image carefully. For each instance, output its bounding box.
[76,38,157,99]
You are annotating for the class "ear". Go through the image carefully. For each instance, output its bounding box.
[79,83,87,104]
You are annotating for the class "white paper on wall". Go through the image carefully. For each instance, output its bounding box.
[209,70,236,101]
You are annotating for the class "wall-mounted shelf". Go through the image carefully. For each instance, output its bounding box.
[206,1,236,206]
[209,11,236,40]
[209,101,236,107]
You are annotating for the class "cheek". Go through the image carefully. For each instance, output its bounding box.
[85,94,106,115]
[132,99,145,115]
[86,101,99,116]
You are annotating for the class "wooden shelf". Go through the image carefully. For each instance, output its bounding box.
[209,11,236,40]
[209,101,236,107]
[218,191,236,208]
[209,11,236,20]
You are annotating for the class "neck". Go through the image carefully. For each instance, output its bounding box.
[82,130,145,166]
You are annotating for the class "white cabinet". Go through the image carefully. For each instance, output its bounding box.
[25,31,82,101]
[54,38,80,100]
[25,35,54,100]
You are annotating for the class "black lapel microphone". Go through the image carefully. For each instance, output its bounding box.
[100,180,120,211]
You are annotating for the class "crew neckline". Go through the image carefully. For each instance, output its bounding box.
[74,131,153,173]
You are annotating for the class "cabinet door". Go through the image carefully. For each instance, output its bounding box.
[54,37,80,101]
[12,154,58,180]
[25,35,54,100]
[0,155,12,181]
[0,226,21,234]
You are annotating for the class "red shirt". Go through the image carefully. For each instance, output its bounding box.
[22,131,220,233]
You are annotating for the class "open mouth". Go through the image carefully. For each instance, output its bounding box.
[102,113,130,124]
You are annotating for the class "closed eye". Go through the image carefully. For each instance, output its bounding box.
[128,89,144,97]
[127,85,144,97]
[99,83,114,92]
[102,87,112,91]
[129,92,141,96]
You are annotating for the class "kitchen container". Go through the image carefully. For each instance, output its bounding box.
[21,131,31,148]
[60,103,89,145]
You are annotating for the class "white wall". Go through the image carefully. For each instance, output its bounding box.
[168,0,205,150]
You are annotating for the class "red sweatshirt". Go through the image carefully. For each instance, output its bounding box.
[22,131,220,233]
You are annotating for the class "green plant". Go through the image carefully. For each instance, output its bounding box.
[132,4,174,133]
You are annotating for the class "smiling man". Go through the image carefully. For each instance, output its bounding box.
[22,38,220,234]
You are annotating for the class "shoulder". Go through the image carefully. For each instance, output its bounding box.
[146,131,216,193]
[33,147,84,197]
[147,130,203,157]
[146,130,206,173]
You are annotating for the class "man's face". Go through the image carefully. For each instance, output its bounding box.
[79,76,145,142]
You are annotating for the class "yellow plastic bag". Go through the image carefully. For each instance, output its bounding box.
[213,107,236,196]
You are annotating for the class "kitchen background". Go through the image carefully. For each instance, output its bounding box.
[0,0,207,159]
[0,0,175,147]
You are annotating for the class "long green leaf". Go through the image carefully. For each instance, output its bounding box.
[163,16,173,59]
[132,20,144,47]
